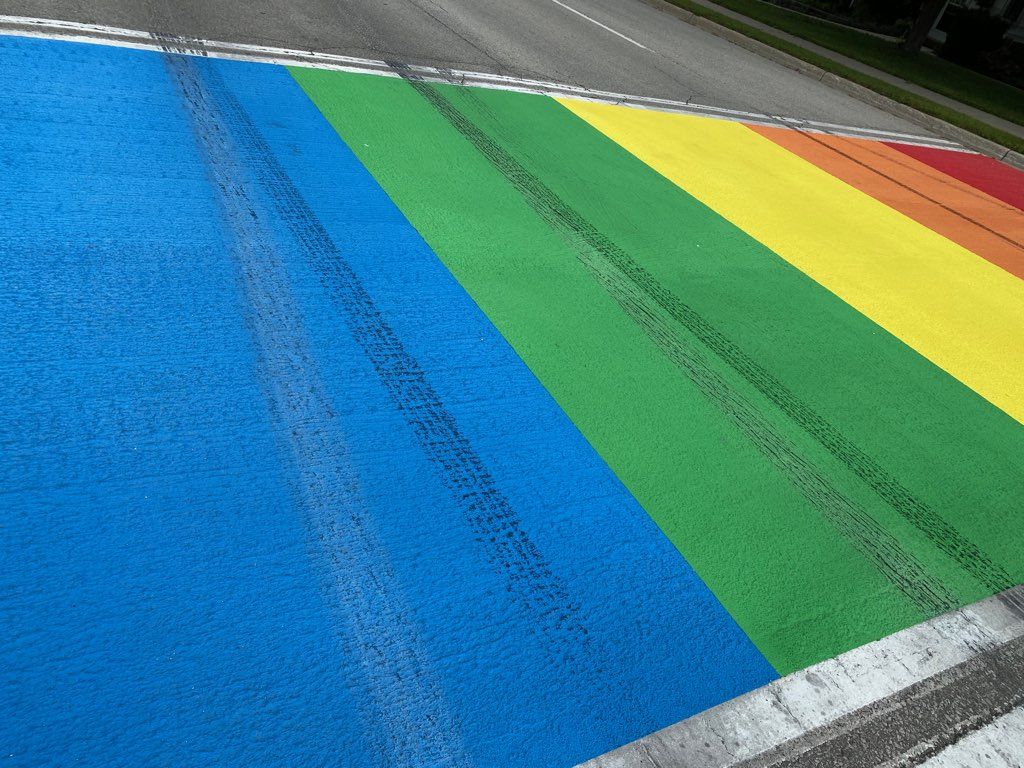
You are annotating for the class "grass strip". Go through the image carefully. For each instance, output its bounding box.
[667,0,1024,155]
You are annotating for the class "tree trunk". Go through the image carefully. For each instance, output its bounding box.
[902,0,948,52]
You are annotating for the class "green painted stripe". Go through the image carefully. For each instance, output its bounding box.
[290,68,1024,674]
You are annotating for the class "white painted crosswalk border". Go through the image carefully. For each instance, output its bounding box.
[0,14,965,151]
[578,586,1024,768]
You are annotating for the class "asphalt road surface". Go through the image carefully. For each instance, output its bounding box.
[0,0,928,133]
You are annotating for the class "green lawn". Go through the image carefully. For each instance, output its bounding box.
[668,0,1024,153]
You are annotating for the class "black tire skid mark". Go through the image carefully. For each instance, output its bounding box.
[779,128,1024,253]
[158,46,602,688]
[584,255,960,616]
[159,47,469,768]
[391,67,988,615]
[421,68,1016,600]
[447,79,1016,601]
[592,216,1014,599]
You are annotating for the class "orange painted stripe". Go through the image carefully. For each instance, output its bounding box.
[749,125,1024,282]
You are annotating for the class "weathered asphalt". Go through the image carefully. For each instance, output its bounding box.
[0,0,929,133]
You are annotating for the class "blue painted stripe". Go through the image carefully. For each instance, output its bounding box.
[0,36,367,768]
[0,36,776,768]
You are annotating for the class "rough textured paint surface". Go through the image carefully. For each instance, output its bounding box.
[0,36,777,767]
[3,29,1024,768]
[558,99,1024,426]
[291,68,1024,673]
[887,141,1024,213]
[750,126,1024,282]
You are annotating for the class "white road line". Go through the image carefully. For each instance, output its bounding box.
[578,586,1024,768]
[547,0,651,51]
[0,14,966,150]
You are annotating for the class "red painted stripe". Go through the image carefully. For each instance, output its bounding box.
[886,143,1024,213]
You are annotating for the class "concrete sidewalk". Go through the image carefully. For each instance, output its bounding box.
[652,0,1024,164]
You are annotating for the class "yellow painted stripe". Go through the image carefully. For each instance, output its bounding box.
[558,98,1024,424]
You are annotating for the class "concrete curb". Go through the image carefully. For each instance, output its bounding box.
[648,0,1024,170]
[577,586,1024,767]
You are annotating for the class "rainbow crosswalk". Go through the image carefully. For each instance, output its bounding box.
[1,33,1022,768]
